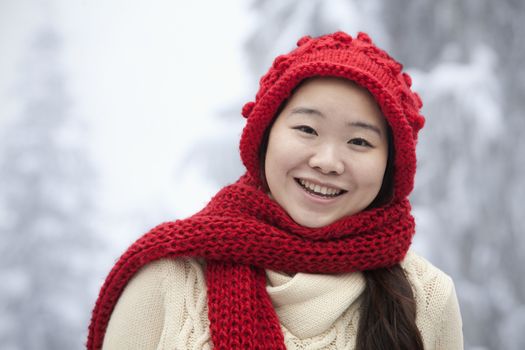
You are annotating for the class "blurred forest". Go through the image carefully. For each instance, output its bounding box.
[0,23,100,349]
[0,0,524,349]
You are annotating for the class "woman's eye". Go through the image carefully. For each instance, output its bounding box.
[348,138,372,147]
[293,125,318,135]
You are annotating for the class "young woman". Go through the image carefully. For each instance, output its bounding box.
[88,32,463,350]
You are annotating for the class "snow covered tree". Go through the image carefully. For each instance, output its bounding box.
[0,25,99,349]
[383,1,525,348]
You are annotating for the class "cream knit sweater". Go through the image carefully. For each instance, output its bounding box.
[102,251,463,349]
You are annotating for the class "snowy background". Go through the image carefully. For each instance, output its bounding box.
[1,0,524,349]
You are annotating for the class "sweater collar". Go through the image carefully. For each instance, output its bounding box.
[266,269,365,339]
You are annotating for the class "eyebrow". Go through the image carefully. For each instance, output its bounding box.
[288,107,383,136]
[348,121,383,136]
[289,107,325,118]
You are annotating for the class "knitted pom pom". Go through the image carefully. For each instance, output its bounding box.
[357,32,372,43]
[242,102,255,118]
[413,115,425,131]
[331,31,353,44]
[297,35,312,47]
[402,72,412,87]
[414,93,423,108]
[391,61,403,75]
[272,55,291,70]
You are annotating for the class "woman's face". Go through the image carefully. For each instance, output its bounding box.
[265,77,389,228]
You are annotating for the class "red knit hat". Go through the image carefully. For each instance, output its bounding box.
[240,31,425,201]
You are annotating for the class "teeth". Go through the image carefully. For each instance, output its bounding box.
[298,179,342,197]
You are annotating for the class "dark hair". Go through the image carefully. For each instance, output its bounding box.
[357,266,424,350]
[258,82,424,350]
[356,129,424,350]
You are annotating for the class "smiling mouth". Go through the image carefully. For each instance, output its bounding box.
[295,178,347,198]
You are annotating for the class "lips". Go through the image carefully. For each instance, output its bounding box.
[295,178,347,198]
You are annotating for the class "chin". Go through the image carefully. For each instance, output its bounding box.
[290,212,337,228]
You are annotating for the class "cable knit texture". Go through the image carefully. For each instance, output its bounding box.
[88,31,430,349]
[102,252,463,349]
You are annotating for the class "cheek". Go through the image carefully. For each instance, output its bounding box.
[265,131,290,186]
[266,131,300,168]
[357,154,388,188]
[264,128,307,198]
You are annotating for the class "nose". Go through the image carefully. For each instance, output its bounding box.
[308,143,345,175]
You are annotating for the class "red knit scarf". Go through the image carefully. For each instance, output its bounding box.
[87,173,415,349]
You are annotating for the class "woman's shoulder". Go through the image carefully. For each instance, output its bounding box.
[400,250,455,307]
[102,257,208,349]
[401,250,454,299]
[118,257,207,297]
[401,250,463,348]
[401,250,453,287]
[130,257,206,284]
[401,250,458,321]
